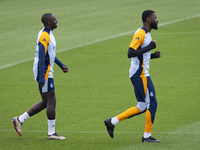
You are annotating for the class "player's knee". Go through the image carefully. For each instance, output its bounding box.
[136,102,146,112]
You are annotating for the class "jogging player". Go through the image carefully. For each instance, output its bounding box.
[104,10,161,143]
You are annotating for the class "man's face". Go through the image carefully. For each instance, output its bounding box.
[150,13,158,30]
[49,14,58,30]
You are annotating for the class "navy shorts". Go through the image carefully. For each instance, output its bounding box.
[38,78,55,93]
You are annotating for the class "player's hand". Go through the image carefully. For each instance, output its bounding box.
[155,51,161,58]
[62,66,70,73]
[152,40,156,43]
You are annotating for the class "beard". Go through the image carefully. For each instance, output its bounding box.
[150,22,158,30]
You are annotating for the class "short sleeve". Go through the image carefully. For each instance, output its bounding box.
[38,31,50,54]
[129,29,146,50]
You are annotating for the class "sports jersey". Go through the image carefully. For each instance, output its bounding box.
[33,28,56,85]
[129,27,152,78]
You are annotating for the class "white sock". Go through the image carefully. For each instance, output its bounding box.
[18,112,30,123]
[143,132,151,138]
[111,116,119,125]
[48,119,56,135]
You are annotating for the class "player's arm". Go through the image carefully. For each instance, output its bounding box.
[128,41,156,58]
[38,42,46,86]
[38,31,49,86]
[151,51,161,59]
[55,57,70,73]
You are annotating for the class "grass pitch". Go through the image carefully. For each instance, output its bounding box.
[0,0,200,149]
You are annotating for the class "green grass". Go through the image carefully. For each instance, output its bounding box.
[0,0,200,149]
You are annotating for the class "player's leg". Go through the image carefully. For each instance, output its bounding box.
[12,91,47,136]
[42,90,56,120]
[104,77,146,138]
[40,78,66,140]
[26,99,47,117]
[142,76,161,142]
[43,90,66,140]
[11,78,51,136]
[104,106,144,138]
[116,77,147,122]
[40,90,56,134]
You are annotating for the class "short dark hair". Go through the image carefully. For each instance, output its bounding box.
[142,10,155,23]
[41,13,53,25]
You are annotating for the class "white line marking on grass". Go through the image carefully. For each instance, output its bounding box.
[0,14,200,71]
[0,58,33,70]
[2,130,200,135]
[158,14,200,27]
